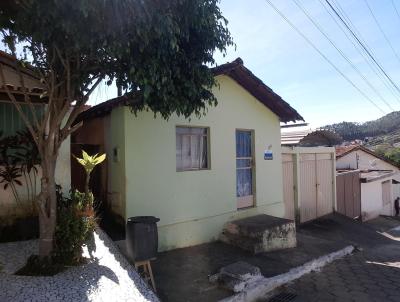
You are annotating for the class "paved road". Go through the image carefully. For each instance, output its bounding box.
[285,244,400,302]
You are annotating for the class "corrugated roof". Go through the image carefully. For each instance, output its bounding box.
[360,170,399,183]
[281,129,312,145]
[281,129,342,146]
[77,58,304,123]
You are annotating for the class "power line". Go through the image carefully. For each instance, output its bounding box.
[363,0,400,66]
[391,0,400,25]
[292,0,394,111]
[329,0,400,102]
[325,0,400,99]
[317,0,400,105]
[263,0,386,114]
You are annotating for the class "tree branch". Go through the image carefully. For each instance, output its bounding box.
[60,121,83,144]
[60,76,103,138]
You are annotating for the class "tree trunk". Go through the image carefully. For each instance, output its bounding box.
[38,156,58,257]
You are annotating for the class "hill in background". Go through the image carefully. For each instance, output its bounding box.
[322,111,400,165]
[322,111,400,145]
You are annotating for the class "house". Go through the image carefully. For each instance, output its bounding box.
[0,50,71,221]
[336,145,400,221]
[281,129,342,147]
[74,58,303,251]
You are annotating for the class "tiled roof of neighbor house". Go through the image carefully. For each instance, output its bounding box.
[0,50,40,79]
[335,145,360,157]
[336,144,400,168]
[77,58,304,123]
[0,50,45,103]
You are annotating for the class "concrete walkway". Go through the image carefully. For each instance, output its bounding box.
[285,244,400,302]
[264,216,400,302]
[152,214,387,302]
[0,229,159,302]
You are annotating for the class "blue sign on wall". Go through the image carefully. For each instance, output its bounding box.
[264,149,273,160]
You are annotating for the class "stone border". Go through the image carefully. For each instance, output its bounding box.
[220,245,355,302]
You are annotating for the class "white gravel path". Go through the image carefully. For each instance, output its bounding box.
[0,229,159,302]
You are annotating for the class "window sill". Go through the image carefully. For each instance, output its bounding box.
[176,168,211,172]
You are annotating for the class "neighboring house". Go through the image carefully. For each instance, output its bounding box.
[75,58,303,251]
[0,50,71,220]
[281,129,342,147]
[336,145,400,221]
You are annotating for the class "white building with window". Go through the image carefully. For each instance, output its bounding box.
[0,50,71,221]
[75,58,303,251]
[336,145,400,220]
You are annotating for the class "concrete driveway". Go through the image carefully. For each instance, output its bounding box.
[266,216,400,302]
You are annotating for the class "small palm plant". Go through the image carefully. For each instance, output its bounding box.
[74,150,106,197]
[0,165,22,204]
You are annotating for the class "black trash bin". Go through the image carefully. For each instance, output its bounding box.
[126,216,160,262]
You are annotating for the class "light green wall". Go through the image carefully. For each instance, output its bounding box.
[111,75,285,251]
[108,107,127,218]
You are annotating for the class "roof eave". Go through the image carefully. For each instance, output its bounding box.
[212,58,304,123]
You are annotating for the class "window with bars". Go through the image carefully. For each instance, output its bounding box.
[176,126,209,171]
[0,101,44,137]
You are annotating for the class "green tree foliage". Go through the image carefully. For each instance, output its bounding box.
[383,148,400,166]
[0,0,232,257]
[1,0,233,118]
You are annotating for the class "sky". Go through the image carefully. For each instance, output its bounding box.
[212,0,400,128]
[6,0,400,129]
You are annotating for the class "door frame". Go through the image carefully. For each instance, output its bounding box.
[235,129,256,209]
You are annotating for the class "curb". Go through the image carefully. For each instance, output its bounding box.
[219,245,355,302]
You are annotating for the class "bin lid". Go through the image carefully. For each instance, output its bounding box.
[127,216,160,223]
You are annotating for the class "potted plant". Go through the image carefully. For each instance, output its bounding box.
[74,150,106,217]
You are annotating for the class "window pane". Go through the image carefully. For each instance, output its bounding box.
[191,135,200,169]
[176,126,208,171]
[236,159,251,168]
[176,134,182,171]
[190,127,207,135]
[176,127,188,135]
[200,135,208,168]
[176,126,207,135]
[236,168,252,197]
[236,131,252,157]
[181,135,191,170]
[0,102,44,137]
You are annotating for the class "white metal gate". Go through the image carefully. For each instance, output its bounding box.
[282,147,336,223]
[282,153,295,220]
[381,180,392,216]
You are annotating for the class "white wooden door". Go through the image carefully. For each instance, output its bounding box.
[282,154,295,220]
[316,153,333,217]
[381,180,392,216]
[299,153,317,223]
[299,153,334,223]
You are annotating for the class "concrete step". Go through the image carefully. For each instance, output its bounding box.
[221,214,297,254]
